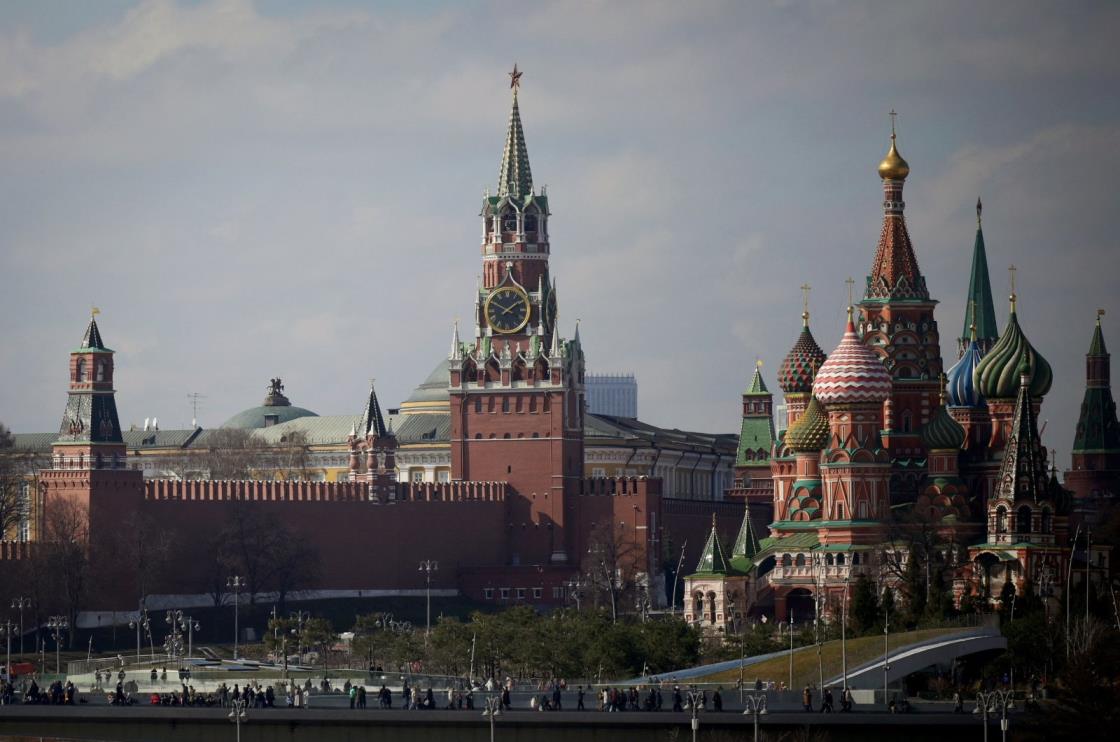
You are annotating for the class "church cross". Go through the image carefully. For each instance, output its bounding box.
[889,109,898,138]
[845,276,855,307]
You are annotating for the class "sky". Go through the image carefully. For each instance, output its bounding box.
[1,0,1118,471]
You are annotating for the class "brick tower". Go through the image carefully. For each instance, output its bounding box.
[1065,312,1120,527]
[41,315,143,570]
[448,69,585,566]
[857,115,944,498]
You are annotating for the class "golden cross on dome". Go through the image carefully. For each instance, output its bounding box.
[90,305,101,318]
[509,64,523,90]
[845,276,855,307]
[800,283,811,321]
[756,358,763,369]
[889,109,898,138]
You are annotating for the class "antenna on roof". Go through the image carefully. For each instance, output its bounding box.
[143,417,150,432]
[187,392,206,428]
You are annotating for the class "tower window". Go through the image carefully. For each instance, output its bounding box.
[96,362,105,381]
[502,212,517,232]
[76,358,87,382]
[524,214,537,232]
[502,397,510,413]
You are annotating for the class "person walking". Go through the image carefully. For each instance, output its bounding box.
[577,685,585,710]
[712,687,723,712]
[552,684,562,711]
[822,687,834,712]
[802,685,813,712]
[953,689,963,713]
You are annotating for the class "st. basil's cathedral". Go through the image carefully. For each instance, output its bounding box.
[685,120,1117,631]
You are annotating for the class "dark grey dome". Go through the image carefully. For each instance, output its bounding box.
[221,378,318,429]
[403,360,451,405]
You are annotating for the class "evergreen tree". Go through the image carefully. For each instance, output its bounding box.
[901,552,926,627]
[850,574,880,634]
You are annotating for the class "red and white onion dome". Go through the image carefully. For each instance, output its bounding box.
[812,310,893,405]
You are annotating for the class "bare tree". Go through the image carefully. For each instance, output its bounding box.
[581,520,641,622]
[42,497,91,647]
[0,422,47,541]
[196,428,269,480]
[272,431,312,481]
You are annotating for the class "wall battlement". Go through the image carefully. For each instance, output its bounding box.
[576,476,661,497]
[143,478,509,503]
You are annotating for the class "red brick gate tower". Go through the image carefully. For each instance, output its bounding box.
[40,315,143,566]
[858,116,944,500]
[449,70,585,566]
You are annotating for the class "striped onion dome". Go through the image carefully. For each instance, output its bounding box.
[946,337,985,408]
[974,307,1052,399]
[921,403,965,450]
[778,315,827,394]
[812,312,893,405]
[785,396,830,452]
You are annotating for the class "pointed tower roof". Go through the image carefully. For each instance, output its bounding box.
[745,362,769,395]
[730,503,761,573]
[496,69,533,201]
[960,198,999,351]
[692,514,730,575]
[1089,311,1108,356]
[994,355,1050,504]
[359,379,389,438]
[79,316,110,352]
[1073,312,1119,454]
[865,114,929,302]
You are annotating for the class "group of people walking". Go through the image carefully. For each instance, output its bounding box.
[801,684,854,712]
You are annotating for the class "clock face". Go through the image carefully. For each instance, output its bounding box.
[485,287,530,334]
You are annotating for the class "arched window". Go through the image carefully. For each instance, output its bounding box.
[95,361,105,381]
[795,554,806,567]
[995,506,1008,534]
[524,213,538,232]
[781,554,792,567]
[1016,505,1032,534]
[1041,508,1052,534]
[501,210,517,233]
[76,358,87,382]
[901,411,912,433]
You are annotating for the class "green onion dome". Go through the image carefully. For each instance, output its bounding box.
[778,314,827,395]
[785,396,830,453]
[921,403,965,450]
[973,305,1053,399]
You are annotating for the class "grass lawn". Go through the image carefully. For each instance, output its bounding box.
[697,627,963,687]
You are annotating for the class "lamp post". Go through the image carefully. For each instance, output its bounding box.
[564,577,584,613]
[228,697,249,742]
[419,560,438,641]
[47,616,68,675]
[291,610,310,665]
[842,574,850,693]
[975,689,1014,742]
[482,694,502,742]
[227,576,244,660]
[781,615,794,691]
[813,552,824,699]
[1065,524,1080,660]
[742,693,768,742]
[10,597,29,657]
[670,541,688,615]
[1,621,13,682]
[883,595,891,709]
[128,607,151,664]
[686,689,704,742]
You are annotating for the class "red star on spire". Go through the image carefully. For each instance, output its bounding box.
[509,64,523,90]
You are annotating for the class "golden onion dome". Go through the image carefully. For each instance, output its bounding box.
[877,134,910,181]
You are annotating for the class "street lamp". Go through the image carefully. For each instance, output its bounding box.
[10,597,30,657]
[564,577,584,613]
[0,621,13,682]
[128,607,152,664]
[482,694,502,742]
[883,592,891,709]
[975,689,1014,742]
[779,616,795,691]
[685,689,704,742]
[47,616,68,675]
[419,560,438,640]
[227,576,244,660]
[670,541,688,615]
[742,693,768,742]
[291,610,310,665]
[842,574,850,694]
[228,697,249,742]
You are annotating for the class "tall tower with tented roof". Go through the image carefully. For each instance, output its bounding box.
[1065,312,1120,527]
[857,114,944,498]
[449,69,585,567]
[959,199,999,357]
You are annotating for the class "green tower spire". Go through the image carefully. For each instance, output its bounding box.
[1073,311,1119,454]
[496,66,533,201]
[692,514,729,574]
[959,198,999,356]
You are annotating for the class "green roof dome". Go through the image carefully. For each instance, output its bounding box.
[785,396,830,453]
[974,307,1053,399]
[221,378,318,429]
[401,360,451,407]
[921,404,965,450]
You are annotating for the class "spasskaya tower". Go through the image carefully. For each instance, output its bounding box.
[448,67,586,566]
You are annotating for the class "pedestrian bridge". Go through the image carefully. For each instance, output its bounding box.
[826,627,1006,689]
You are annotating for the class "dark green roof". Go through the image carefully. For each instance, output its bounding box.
[691,520,730,575]
[731,504,761,568]
[744,366,769,395]
[1089,316,1108,356]
[497,91,532,200]
[961,206,998,345]
[221,404,317,429]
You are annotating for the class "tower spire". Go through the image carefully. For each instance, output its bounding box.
[359,378,389,438]
[959,197,998,356]
[497,65,533,200]
[867,111,926,301]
